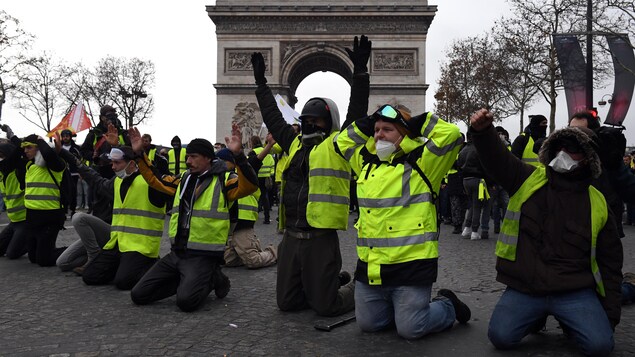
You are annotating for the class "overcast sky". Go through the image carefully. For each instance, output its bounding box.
[3,1,633,145]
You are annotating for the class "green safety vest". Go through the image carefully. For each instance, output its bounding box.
[521,134,541,167]
[103,175,166,258]
[24,162,63,210]
[237,188,260,222]
[168,172,231,251]
[279,132,351,230]
[497,167,607,296]
[253,147,275,178]
[0,171,26,222]
[148,148,157,162]
[168,148,187,174]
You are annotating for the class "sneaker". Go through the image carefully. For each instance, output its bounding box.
[339,271,352,287]
[213,269,231,299]
[461,227,471,237]
[263,220,271,225]
[480,231,489,240]
[437,289,471,324]
[451,225,462,234]
[470,232,481,240]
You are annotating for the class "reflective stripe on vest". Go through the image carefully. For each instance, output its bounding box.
[0,171,26,222]
[168,149,187,174]
[102,175,166,258]
[280,132,350,230]
[168,172,231,251]
[521,134,541,167]
[238,188,260,221]
[253,147,275,177]
[496,167,607,296]
[24,163,62,210]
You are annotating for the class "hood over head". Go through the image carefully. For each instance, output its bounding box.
[538,126,602,179]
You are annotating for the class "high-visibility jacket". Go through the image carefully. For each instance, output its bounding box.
[0,170,26,222]
[337,112,463,285]
[103,175,166,258]
[237,188,260,222]
[496,167,607,296]
[24,162,63,210]
[147,148,157,162]
[253,147,275,178]
[279,132,350,230]
[520,134,541,167]
[168,148,187,174]
[168,172,231,252]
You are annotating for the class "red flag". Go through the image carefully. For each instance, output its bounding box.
[47,103,92,137]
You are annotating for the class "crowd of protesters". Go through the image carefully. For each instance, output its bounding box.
[0,34,633,356]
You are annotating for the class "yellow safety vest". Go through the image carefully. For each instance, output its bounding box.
[237,188,260,222]
[253,147,275,178]
[168,172,231,251]
[497,167,607,296]
[168,148,187,174]
[24,162,63,210]
[279,132,351,230]
[103,175,166,258]
[521,134,541,167]
[0,171,26,222]
[148,148,156,163]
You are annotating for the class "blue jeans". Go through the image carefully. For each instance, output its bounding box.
[488,287,614,356]
[622,282,635,305]
[355,281,455,339]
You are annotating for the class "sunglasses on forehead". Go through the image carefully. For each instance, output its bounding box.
[373,105,409,128]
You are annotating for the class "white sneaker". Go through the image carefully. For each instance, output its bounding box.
[461,227,471,237]
[470,232,481,240]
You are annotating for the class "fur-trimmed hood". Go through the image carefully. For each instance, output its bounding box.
[538,127,602,179]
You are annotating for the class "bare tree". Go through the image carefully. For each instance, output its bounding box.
[434,35,514,126]
[93,56,154,129]
[0,10,36,121]
[13,52,69,133]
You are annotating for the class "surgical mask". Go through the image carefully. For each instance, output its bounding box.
[375,139,398,161]
[34,151,46,167]
[549,150,580,173]
[115,161,133,179]
[499,134,507,142]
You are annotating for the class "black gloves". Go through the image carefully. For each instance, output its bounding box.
[251,52,267,85]
[345,35,372,74]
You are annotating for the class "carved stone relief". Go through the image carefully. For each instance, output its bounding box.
[231,102,263,147]
[225,49,272,75]
[372,49,417,74]
[215,19,431,34]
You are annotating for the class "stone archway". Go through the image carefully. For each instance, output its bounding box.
[207,1,437,144]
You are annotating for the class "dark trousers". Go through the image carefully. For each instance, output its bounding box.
[26,214,64,267]
[276,230,353,317]
[258,178,270,221]
[82,248,156,290]
[131,252,218,312]
[0,221,28,259]
[67,175,79,214]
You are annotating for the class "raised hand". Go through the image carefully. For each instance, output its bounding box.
[226,123,243,156]
[345,35,372,74]
[53,131,62,153]
[128,127,144,154]
[104,123,120,147]
[251,52,267,85]
[469,108,494,131]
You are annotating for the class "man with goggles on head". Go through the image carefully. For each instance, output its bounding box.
[249,35,371,317]
[337,103,468,339]
[58,135,171,290]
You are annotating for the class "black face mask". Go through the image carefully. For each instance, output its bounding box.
[301,122,327,146]
[532,126,547,139]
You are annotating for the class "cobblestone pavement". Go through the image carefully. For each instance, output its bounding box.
[0,207,634,356]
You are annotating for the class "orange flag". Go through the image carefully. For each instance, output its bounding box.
[47,103,92,137]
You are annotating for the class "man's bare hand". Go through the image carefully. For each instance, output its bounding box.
[129,127,144,154]
[225,134,243,156]
[53,132,62,153]
[469,108,494,132]
[104,123,120,147]
[266,132,276,146]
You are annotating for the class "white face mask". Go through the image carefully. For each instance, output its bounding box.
[375,139,398,161]
[115,161,133,179]
[549,150,580,173]
[34,151,46,167]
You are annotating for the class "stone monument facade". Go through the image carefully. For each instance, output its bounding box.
[207,1,437,144]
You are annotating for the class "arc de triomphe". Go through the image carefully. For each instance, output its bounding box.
[207,1,437,144]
